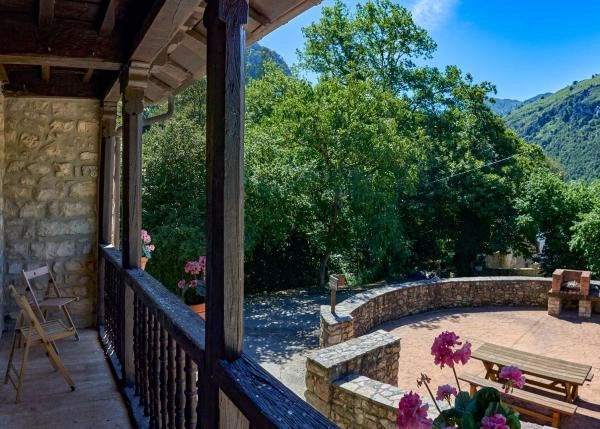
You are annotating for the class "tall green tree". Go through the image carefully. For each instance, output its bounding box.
[246,66,420,286]
[299,0,436,96]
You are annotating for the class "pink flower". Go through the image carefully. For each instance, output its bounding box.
[480,414,509,429]
[431,331,471,368]
[416,373,431,387]
[147,244,155,251]
[453,342,471,365]
[499,366,525,392]
[141,229,151,244]
[190,279,198,288]
[396,392,432,429]
[177,280,185,289]
[435,384,457,401]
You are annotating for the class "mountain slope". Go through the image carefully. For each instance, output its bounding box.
[246,43,291,80]
[488,98,522,115]
[504,76,600,180]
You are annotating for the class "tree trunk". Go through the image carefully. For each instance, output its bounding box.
[319,253,330,288]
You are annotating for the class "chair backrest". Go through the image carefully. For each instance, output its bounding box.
[22,264,63,314]
[8,285,51,343]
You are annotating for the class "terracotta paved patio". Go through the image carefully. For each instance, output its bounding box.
[378,307,600,429]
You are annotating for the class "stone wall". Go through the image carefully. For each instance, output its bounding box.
[2,97,100,327]
[0,90,5,332]
[320,277,553,347]
[305,330,400,420]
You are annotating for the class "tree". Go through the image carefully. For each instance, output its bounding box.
[142,81,207,290]
[299,0,436,96]
[245,66,420,286]
[516,171,595,274]
[570,181,600,275]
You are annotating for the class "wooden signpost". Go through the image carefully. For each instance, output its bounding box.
[329,274,346,314]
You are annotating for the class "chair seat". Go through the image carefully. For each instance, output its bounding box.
[17,320,75,343]
[38,297,78,308]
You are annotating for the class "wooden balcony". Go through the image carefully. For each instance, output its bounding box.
[0,330,132,429]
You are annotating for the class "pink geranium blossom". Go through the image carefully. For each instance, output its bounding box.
[480,414,510,429]
[431,331,472,368]
[499,366,526,392]
[396,392,432,429]
[435,384,457,402]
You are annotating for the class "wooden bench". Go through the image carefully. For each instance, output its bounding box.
[459,373,577,428]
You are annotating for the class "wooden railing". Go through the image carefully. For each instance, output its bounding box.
[98,245,337,429]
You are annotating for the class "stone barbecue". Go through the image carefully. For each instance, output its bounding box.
[548,269,594,317]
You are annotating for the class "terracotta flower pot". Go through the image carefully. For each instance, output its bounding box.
[188,303,206,320]
[140,256,148,270]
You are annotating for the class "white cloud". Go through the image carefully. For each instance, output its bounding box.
[411,0,458,30]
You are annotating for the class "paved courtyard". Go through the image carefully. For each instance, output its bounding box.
[244,290,600,428]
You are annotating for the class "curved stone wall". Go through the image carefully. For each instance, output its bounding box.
[320,277,554,347]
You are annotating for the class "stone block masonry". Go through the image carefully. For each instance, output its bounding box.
[1,97,100,328]
[305,330,400,421]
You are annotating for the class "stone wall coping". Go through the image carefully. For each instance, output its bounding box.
[333,374,441,419]
[307,330,398,370]
[334,277,555,317]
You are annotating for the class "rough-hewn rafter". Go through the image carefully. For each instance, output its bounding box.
[0,17,125,66]
[249,7,270,26]
[0,54,121,71]
[83,68,95,83]
[0,64,8,83]
[99,0,117,36]
[38,0,55,27]
[41,64,50,81]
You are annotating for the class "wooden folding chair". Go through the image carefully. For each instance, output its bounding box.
[4,285,77,402]
[22,264,79,341]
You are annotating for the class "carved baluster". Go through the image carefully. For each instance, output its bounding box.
[153,315,161,428]
[141,305,150,415]
[175,345,184,429]
[184,355,197,429]
[167,334,175,428]
[148,312,156,421]
[160,326,168,428]
[134,295,140,396]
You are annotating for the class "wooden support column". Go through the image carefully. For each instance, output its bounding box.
[120,62,149,386]
[120,61,149,269]
[202,0,248,427]
[97,101,117,328]
[99,101,117,245]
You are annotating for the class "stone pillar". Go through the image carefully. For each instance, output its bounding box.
[579,299,592,318]
[548,296,562,316]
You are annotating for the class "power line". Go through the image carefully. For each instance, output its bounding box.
[427,149,534,185]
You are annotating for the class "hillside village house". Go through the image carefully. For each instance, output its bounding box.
[0,0,337,427]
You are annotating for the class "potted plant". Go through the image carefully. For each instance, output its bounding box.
[177,256,206,319]
[396,331,523,429]
[140,229,155,270]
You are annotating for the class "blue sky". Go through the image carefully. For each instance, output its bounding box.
[260,0,600,100]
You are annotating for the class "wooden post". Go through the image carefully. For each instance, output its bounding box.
[120,61,149,386]
[97,101,117,328]
[113,134,121,248]
[99,101,117,245]
[120,61,149,269]
[202,0,248,427]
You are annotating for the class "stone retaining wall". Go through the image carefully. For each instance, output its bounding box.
[1,97,100,327]
[320,277,553,347]
[305,330,400,420]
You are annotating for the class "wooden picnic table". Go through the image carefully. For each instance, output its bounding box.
[471,342,593,403]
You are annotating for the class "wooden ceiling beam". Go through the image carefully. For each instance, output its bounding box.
[0,17,125,66]
[249,7,271,26]
[0,64,8,83]
[99,0,117,36]
[41,64,50,81]
[83,68,95,83]
[38,0,55,27]
[0,54,121,71]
